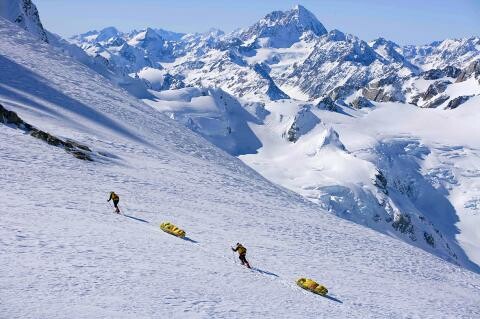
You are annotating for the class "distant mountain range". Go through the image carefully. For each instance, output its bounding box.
[6,2,479,105]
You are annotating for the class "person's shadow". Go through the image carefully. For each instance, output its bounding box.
[253,268,279,277]
[124,214,149,223]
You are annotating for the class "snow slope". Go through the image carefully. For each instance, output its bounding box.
[2,17,480,319]
[237,98,480,271]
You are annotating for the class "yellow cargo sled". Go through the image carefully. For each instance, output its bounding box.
[296,278,328,296]
[160,222,186,238]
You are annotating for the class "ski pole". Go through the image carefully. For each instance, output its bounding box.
[232,249,237,264]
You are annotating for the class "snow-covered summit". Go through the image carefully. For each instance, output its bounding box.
[153,28,186,41]
[370,37,419,72]
[239,5,327,48]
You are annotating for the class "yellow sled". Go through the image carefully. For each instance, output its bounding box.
[160,222,186,238]
[296,278,328,296]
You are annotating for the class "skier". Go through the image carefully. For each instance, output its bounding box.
[231,243,251,268]
[107,191,120,213]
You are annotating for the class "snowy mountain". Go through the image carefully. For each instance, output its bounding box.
[68,5,479,105]
[284,30,404,100]
[0,0,48,42]
[403,37,480,70]
[238,4,327,48]
[370,37,420,72]
[2,15,480,319]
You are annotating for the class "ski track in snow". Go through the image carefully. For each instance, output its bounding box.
[1,18,480,319]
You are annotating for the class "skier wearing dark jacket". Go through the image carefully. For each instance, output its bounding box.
[232,243,251,268]
[107,191,120,213]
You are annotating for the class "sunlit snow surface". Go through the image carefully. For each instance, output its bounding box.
[1,16,480,319]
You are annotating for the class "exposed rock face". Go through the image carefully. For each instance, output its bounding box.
[443,66,462,78]
[362,76,404,102]
[0,104,93,161]
[285,106,320,142]
[424,232,435,247]
[0,0,48,42]
[422,94,450,108]
[316,96,338,111]
[421,69,444,80]
[456,60,480,82]
[445,95,473,109]
[253,63,290,100]
[374,170,388,195]
[422,80,451,101]
[0,103,31,129]
[392,214,415,239]
[421,66,461,80]
[287,29,391,100]
[350,96,374,109]
[327,86,352,101]
[160,74,185,90]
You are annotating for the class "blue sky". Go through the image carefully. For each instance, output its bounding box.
[35,0,479,44]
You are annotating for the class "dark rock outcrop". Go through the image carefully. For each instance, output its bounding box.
[422,69,444,80]
[316,96,338,111]
[443,66,462,78]
[327,85,352,101]
[424,232,435,247]
[362,76,404,102]
[422,94,450,108]
[253,63,290,100]
[456,60,480,82]
[285,106,320,142]
[374,170,388,195]
[0,104,93,161]
[422,66,461,80]
[350,96,374,109]
[445,95,473,109]
[392,214,415,238]
[422,80,451,101]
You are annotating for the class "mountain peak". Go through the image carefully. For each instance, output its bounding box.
[326,29,347,41]
[291,4,316,21]
[95,26,121,42]
[131,27,163,44]
[370,37,400,49]
[143,27,161,39]
[239,5,327,48]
